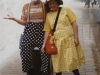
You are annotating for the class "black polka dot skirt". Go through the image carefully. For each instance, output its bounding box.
[41,52,51,74]
[19,22,50,74]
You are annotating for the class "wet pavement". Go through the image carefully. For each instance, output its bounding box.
[0,2,100,75]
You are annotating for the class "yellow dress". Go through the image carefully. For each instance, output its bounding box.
[43,7,85,73]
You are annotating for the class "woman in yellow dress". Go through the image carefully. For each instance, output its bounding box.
[41,0,85,75]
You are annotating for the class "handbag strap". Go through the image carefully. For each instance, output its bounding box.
[27,3,31,22]
[52,7,61,32]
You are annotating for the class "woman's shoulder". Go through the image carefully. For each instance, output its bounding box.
[23,3,30,8]
[62,7,74,14]
[61,7,71,11]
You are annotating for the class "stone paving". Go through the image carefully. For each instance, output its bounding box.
[0,2,100,75]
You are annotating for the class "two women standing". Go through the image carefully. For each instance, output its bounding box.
[4,0,85,75]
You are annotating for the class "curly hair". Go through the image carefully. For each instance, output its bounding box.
[45,0,63,12]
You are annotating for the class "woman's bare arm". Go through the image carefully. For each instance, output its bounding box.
[41,31,50,52]
[71,21,78,39]
[71,21,79,46]
[4,15,27,26]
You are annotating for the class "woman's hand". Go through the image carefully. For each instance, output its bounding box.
[4,14,15,20]
[4,14,26,26]
[41,44,45,53]
[74,38,79,46]
[41,32,50,53]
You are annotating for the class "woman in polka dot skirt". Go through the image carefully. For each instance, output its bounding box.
[4,0,50,75]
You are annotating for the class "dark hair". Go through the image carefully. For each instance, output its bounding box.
[45,0,63,12]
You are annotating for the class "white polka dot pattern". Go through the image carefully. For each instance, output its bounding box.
[41,52,50,74]
[19,22,50,74]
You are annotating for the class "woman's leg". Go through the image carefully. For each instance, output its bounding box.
[55,69,80,75]
[72,69,80,75]
[26,68,34,75]
[32,50,41,75]
[56,72,62,75]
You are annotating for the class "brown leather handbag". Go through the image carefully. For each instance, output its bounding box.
[45,7,61,55]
